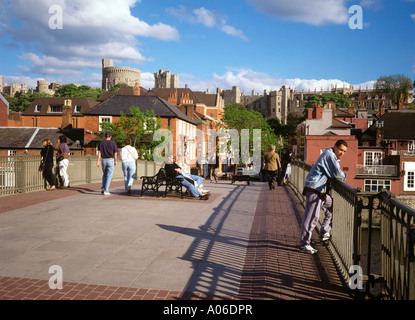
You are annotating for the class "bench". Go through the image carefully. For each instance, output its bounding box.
[140,167,186,198]
[231,174,251,185]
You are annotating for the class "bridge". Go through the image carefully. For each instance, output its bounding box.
[0,156,413,301]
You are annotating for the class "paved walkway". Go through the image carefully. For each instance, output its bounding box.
[0,178,353,300]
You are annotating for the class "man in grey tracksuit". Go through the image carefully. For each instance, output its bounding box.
[299,139,348,254]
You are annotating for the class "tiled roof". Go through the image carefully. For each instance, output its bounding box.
[84,95,197,125]
[380,110,415,140]
[23,98,99,116]
[0,127,81,149]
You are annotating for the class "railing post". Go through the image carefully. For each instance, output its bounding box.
[15,156,25,193]
[407,225,415,300]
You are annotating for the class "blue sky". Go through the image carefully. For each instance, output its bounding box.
[0,0,414,94]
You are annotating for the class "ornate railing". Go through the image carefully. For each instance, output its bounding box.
[0,155,163,197]
[290,160,415,300]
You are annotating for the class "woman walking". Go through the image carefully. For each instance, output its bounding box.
[40,139,56,190]
[119,137,139,194]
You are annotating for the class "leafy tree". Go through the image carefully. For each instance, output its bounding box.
[97,106,162,161]
[222,103,279,156]
[5,92,52,112]
[54,83,104,100]
[304,92,352,109]
[374,74,413,104]
[109,83,129,92]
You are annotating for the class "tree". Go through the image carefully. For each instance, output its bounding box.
[97,106,162,161]
[5,92,52,112]
[374,74,413,104]
[222,103,279,156]
[54,83,104,100]
[304,92,352,109]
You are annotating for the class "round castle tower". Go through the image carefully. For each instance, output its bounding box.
[102,59,141,90]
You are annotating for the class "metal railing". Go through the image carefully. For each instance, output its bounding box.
[290,160,415,300]
[0,155,163,197]
[355,164,397,177]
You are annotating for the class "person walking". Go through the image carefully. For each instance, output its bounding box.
[299,139,348,254]
[55,135,70,188]
[119,137,139,194]
[97,131,118,196]
[40,139,56,191]
[263,144,282,190]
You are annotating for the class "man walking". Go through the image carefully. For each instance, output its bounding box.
[97,131,118,196]
[299,139,348,254]
[263,144,282,190]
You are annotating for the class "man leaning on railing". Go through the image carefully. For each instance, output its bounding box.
[299,139,348,254]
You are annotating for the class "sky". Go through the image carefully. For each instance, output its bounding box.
[0,0,414,95]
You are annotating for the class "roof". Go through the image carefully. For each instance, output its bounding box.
[23,97,99,116]
[0,93,9,115]
[84,95,197,125]
[379,110,415,140]
[0,127,82,149]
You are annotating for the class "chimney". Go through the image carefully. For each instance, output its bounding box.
[307,107,313,119]
[398,93,403,110]
[348,103,354,116]
[380,100,386,116]
[133,82,140,96]
[375,122,383,146]
[168,92,177,105]
[315,104,323,119]
[61,99,72,129]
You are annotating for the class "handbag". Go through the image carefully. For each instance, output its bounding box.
[57,155,64,162]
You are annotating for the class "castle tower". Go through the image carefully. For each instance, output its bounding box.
[154,69,179,89]
[102,58,141,91]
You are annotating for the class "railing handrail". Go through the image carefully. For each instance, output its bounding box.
[290,159,415,300]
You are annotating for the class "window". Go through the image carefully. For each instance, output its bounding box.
[98,116,112,131]
[74,105,82,113]
[364,151,382,166]
[408,141,415,154]
[407,172,415,189]
[8,150,16,156]
[364,179,391,192]
[35,105,42,112]
[49,105,62,113]
[404,163,415,191]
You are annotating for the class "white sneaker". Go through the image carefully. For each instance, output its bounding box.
[103,192,111,196]
[299,244,318,254]
[320,232,331,241]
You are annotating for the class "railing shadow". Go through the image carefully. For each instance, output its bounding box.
[157,184,253,299]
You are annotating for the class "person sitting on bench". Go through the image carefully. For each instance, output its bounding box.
[165,155,210,200]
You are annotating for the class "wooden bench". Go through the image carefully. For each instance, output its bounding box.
[231,174,251,185]
[140,167,186,198]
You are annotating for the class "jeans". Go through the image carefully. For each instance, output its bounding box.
[177,174,201,198]
[122,161,136,191]
[101,158,114,193]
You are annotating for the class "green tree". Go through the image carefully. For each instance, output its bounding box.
[54,83,104,100]
[222,103,279,156]
[374,74,413,104]
[97,106,162,161]
[304,92,352,109]
[5,92,52,112]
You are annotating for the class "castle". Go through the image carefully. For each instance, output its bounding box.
[154,69,179,89]
[101,59,141,90]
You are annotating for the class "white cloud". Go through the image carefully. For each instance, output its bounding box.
[247,0,350,25]
[1,0,178,79]
[182,68,374,95]
[411,13,415,21]
[167,5,248,41]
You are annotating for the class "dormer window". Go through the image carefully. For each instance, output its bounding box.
[74,105,82,113]
[49,105,62,113]
[35,105,41,112]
